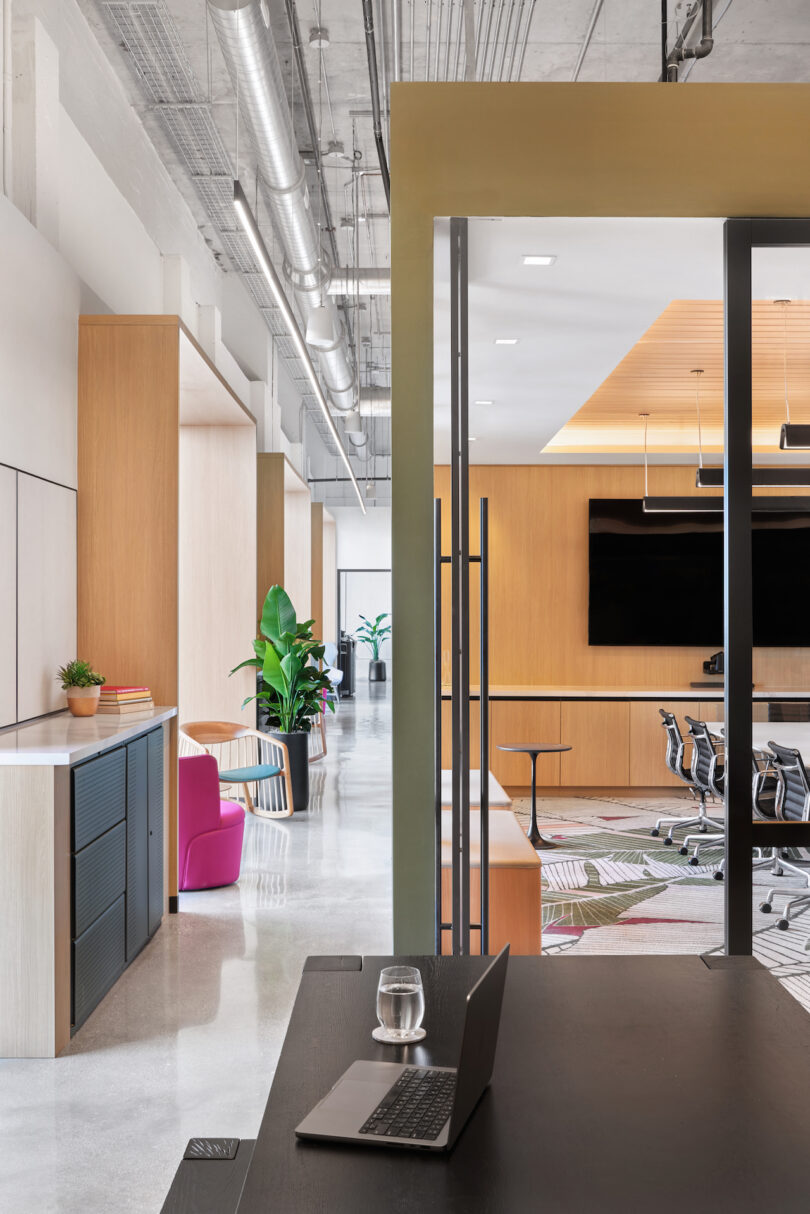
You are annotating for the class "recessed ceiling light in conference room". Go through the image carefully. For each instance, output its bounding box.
[475,400,494,405]
[522,254,556,266]
[494,338,518,345]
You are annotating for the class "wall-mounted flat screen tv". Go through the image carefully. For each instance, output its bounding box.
[588,498,810,647]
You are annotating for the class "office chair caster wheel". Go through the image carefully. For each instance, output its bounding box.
[699,825,708,833]
[713,871,724,881]
[663,837,673,846]
[678,846,688,856]
[777,919,790,931]
[781,849,791,859]
[688,856,700,866]
[759,902,771,914]
[773,868,783,878]
[650,828,660,837]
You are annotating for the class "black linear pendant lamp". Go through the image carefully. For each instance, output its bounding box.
[776,299,810,450]
[691,368,722,488]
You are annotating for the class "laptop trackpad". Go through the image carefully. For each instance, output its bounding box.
[297,1062,402,1136]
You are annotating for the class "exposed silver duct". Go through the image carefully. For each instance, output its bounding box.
[359,388,391,417]
[208,0,356,412]
[328,268,391,296]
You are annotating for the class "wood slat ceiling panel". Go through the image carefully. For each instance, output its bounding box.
[546,300,810,453]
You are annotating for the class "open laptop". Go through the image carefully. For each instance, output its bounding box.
[295,945,509,1153]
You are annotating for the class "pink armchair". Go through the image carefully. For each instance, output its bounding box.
[179,754,246,891]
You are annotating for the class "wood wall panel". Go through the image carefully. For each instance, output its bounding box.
[629,701,695,787]
[178,426,256,724]
[560,701,630,786]
[322,511,337,643]
[0,467,16,728]
[79,320,179,705]
[17,474,77,722]
[256,453,285,618]
[434,465,810,690]
[284,480,312,622]
[310,503,324,642]
[490,700,561,787]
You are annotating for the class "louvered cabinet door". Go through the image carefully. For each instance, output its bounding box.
[147,728,164,936]
[126,736,149,962]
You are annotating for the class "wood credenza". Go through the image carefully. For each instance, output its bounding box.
[441,690,794,789]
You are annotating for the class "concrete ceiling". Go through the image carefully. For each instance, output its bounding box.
[77,0,810,489]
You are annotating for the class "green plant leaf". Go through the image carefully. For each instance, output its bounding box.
[261,643,287,696]
[230,657,262,675]
[261,585,296,644]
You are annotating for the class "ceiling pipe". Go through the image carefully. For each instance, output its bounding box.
[361,0,391,210]
[208,0,356,411]
[328,268,390,295]
[665,0,713,81]
[359,388,391,416]
[571,0,605,82]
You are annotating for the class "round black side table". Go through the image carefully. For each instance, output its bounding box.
[496,744,572,849]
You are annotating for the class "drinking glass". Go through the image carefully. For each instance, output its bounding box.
[374,965,426,1043]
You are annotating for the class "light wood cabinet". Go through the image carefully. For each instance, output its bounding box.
[0,467,16,728]
[490,700,562,787]
[560,701,630,786]
[629,701,696,787]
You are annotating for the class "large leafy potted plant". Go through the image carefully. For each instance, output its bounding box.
[232,585,333,812]
[57,659,105,717]
[355,612,392,682]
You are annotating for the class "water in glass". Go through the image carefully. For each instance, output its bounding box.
[376,966,425,1039]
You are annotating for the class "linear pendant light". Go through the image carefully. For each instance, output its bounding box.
[643,496,810,513]
[696,467,810,488]
[232,180,366,513]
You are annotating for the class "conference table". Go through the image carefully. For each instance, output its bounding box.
[163,953,810,1213]
[707,721,810,754]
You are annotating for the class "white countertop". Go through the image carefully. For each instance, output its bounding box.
[0,706,177,765]
[440,770,512,807]
[442,686,810,700]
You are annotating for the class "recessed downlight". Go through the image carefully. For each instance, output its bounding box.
[522,253,556,266]
[468,436,477,442]
[494,338,518,345]
[474,399,494,406]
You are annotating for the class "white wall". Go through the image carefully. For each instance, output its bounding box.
[333,507,392,675]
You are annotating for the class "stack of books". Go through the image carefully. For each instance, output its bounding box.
[97,686,154,715]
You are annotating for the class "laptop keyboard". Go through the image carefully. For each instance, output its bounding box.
[359,1067,457,1141]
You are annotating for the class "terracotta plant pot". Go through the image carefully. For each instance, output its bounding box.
[66,686,101,717]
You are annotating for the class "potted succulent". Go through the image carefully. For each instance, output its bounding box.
[231,585,333,812]
[355,612,392,682]
[57,660,106,717]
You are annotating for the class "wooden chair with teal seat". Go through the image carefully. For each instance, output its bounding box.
[179,721,294,819]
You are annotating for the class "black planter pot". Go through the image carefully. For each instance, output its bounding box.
[369,660,387,682]
[270,730,310,812]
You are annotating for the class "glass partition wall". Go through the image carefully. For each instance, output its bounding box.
[434,214,810,959]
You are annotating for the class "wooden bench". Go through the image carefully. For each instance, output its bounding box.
[440,809,541,956]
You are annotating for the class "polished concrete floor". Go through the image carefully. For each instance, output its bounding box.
[1,684,392,1214]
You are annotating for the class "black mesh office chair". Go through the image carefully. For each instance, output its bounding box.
[678,717,725,865]
[707,751,788,884]
[758,740,810,929]
[651,710,722,845]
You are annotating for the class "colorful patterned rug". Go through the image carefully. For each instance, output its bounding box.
[510,793,810,1014]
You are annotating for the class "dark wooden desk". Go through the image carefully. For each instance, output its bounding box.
[233,954,810,1213]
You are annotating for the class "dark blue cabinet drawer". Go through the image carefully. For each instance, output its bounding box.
[72,895,126,1028]
[73,821,126,939]
[72,747,126,851]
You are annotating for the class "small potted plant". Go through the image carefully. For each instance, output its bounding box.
[57,660,106,717]
[355,612,392,682]
[231,586,333,812]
